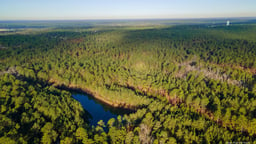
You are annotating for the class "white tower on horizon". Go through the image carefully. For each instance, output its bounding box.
[226,20,230,26]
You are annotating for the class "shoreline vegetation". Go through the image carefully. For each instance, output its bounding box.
[49,78,254,136]
[50,78,139,110]
[8,69,255,136]
[1,20,256,143]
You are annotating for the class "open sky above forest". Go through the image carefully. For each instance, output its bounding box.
[0,0,256,20]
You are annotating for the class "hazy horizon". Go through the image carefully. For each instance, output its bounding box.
[1,0,256,20]
[1,17,256,22]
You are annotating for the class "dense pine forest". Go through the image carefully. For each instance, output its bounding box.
[0,20,256,143]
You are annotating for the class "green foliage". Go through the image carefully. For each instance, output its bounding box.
[0,74,89,143]
[1,22,256,143]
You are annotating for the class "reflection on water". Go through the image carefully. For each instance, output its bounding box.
[72,93,133,126]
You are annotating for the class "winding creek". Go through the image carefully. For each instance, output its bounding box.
[72,93,134,126]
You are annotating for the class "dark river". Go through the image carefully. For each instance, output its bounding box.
[72,93,133,126]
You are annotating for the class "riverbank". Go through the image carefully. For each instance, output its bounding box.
[49,78,139,110]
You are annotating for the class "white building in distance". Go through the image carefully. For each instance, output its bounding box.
[226,20,230,26]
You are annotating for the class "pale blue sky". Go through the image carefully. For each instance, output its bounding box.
[0,0,256,20]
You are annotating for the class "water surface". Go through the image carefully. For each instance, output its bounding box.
[72,93,133,126]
